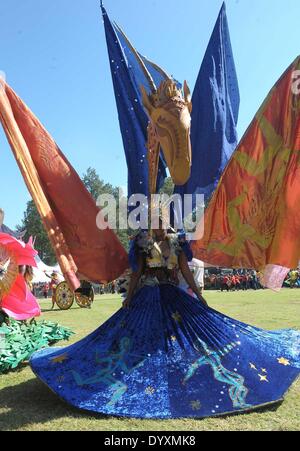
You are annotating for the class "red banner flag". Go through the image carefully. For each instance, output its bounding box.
[192,56,300,289]
[0,82,128,289]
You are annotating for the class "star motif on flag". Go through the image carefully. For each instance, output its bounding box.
[190,400,201,411]
[258,374,269,383]
[277,357,290,366]
[51,353,68,364]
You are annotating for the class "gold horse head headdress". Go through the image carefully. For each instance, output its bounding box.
[114,23,192,192]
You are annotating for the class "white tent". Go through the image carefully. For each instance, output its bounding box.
[32,256,64,284]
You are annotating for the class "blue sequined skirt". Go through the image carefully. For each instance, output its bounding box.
[30,285,300,419]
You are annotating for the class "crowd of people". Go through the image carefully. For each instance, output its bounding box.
[31,282,51,299]
[204,270,262,291]
[204,269,300,291]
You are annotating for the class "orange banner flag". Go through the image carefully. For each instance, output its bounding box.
[192,56,300,288]
[0,82,128,289]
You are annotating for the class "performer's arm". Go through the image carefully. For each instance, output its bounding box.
[123,255,145,309]
[179,253,208,306]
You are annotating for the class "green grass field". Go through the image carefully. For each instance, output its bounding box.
[0,290,300,431]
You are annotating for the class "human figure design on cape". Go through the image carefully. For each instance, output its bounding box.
[183,339,251,410]
[72,337,146,406]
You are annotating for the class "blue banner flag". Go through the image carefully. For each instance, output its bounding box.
[176,2,240,204]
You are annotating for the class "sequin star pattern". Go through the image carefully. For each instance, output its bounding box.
[277,357,290,366]
[171,335,177,342]
[145,386,155,395]
[172,312,182,323]
[250,363,257,370]
[258,374,269,383]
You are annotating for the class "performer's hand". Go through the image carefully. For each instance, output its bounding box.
[196,290,208,307]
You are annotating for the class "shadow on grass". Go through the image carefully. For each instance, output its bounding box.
[0,377,108,430]
[41,307,81,313]
[0,376,283,430]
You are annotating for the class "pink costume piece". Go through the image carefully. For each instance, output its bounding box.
[0,233,41,320]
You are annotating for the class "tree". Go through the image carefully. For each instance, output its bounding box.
[18,200,56,265]
[82,167,119,200]
[82,167,130,250]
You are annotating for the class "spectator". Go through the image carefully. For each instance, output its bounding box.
[43,282,50,299]
[221,274,231,292]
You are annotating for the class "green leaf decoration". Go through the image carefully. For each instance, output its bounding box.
[0,320,74,374]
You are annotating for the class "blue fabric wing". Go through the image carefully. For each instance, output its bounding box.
[175,2,240,205]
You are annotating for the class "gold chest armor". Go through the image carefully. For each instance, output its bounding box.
[146,237,179,270]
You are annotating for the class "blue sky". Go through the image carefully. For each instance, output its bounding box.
[0,0,299,228]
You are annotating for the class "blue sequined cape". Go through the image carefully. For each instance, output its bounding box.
[30,282,300,419]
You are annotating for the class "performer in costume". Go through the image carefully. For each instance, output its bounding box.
[124,226,206,310]
[29,10,300,418]
[0,233,41,321]
[44,271,61,310]
[0,232,73,374]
